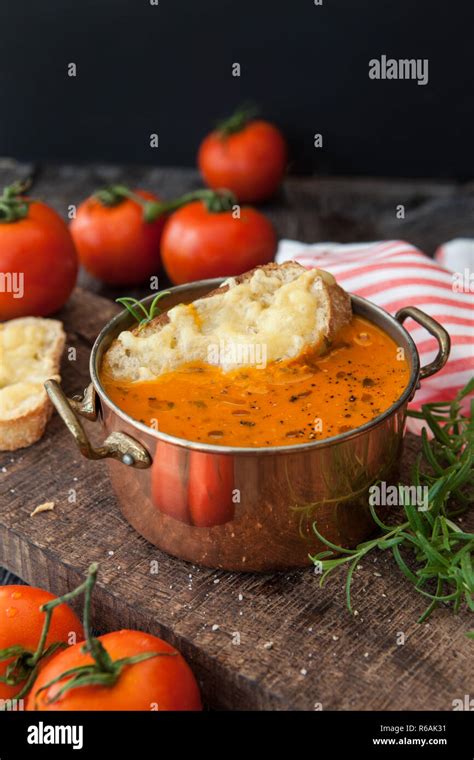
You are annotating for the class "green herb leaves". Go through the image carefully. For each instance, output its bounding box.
[116,291,171,330]
[311,379,474,623]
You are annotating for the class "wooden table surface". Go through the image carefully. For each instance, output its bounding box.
[1,161,473,709]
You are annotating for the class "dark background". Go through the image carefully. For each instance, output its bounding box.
[0,0,472,178]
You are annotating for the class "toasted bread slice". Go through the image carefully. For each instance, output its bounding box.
[103,261,352,382]
[0,318,66,451]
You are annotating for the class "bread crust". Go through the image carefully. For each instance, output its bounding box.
[0,319,65,452]
[0,403,54,452]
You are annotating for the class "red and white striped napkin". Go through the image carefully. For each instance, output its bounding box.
[275,240,473,421]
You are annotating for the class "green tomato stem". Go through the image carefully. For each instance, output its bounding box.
[215,102,259,136]
[94,184,237,223]
[0,181,32,224]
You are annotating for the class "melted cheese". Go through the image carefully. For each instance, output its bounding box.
[0,319,63,420]
[110,267,343,381]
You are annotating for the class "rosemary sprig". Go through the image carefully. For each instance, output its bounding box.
[116,291,171,329]
[311,378,474,623]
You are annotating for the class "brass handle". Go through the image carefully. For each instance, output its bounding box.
[45,379,152,469]
[395,306,451,379]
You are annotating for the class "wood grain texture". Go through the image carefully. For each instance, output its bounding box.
[0,288,472,711]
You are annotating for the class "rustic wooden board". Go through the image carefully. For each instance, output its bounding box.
[0,287,472,711]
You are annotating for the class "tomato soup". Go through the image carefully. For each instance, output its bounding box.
[101,316,410,447]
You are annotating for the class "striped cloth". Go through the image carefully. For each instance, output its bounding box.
[275,240,473,419]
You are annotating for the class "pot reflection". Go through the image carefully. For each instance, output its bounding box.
[102,399,404,571]
[150,445,235,528]
[152,442,190,523]
[187,452,235,527]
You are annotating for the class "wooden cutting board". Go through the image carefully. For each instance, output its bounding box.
[0,288,472,711]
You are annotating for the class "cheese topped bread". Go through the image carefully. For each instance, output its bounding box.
[0,317,66,451]
[103,262,352,382]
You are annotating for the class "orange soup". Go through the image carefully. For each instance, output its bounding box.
[101,316,410,448]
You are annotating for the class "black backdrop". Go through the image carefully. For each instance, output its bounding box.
[0,0,472,178]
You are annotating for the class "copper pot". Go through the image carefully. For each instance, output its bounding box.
[46,280,450,572]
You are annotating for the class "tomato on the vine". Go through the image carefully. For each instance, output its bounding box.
[0,585,84,702]
[160,190,277,285]
[0,183,78,320]
[71,186,166,285]
[198,106,287,203]
[20,565,202,712]
[27,629,202,711]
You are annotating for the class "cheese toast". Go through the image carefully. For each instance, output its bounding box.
[0,318,66,451]
[103,261,352,382]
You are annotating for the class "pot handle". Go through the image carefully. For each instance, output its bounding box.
[44,379,152,469]
[395,306,451,379]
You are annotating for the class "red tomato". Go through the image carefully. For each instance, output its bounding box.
[198,119,287,203]
[188,452,235,527]
[27,630,202,711]
[0,585,84,702]
[71,190,165,285]
[161,201,277,284]
[0,198,78,320]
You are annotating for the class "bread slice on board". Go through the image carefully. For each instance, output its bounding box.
[104,262,352,383]
[0,318,66,451]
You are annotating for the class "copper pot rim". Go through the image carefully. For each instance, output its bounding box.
[90,280,421,456]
